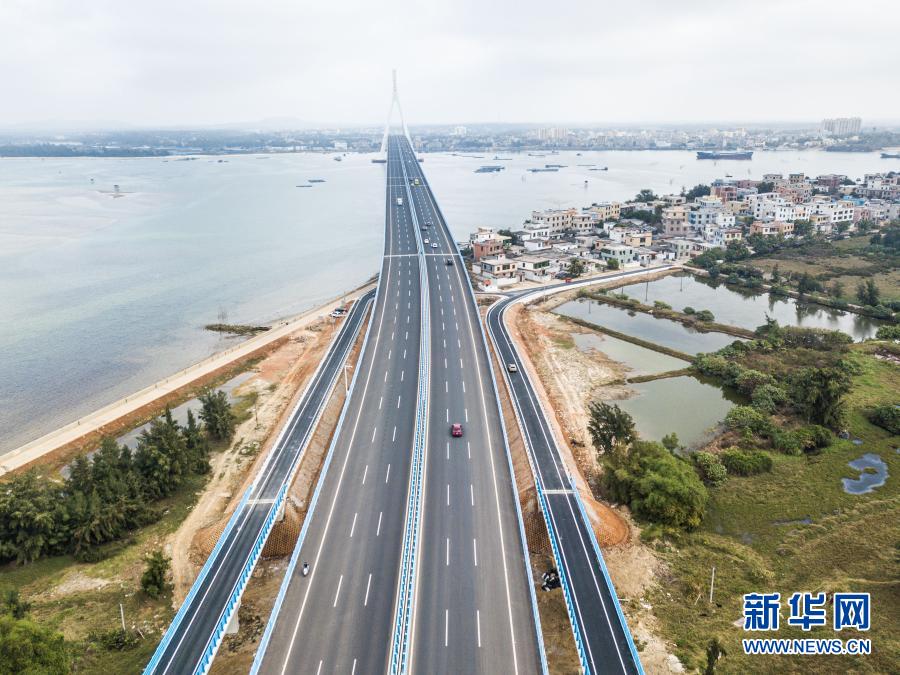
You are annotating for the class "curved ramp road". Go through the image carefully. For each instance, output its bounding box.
[143,285,374,675]
[486,269,675,675]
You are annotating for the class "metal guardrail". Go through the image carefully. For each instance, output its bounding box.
[388,143,432,674]
[145,293,372,675]
[415,162,549,673]
[249,293,380,674]
[488,290,646,675]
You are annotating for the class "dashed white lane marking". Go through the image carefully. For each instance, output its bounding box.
[350,512,358,538]
[371,427,377,443]
[470,483,474,506]
[392,425,397,441]
[362,465,368,485]
[473,538,478,566]
[446,483,450,506]
[379,396,383,410]
[446,537,450,566]
[477,610,482,648]
[445,609,449,647]
[364,574,372,606]
[332,575,343,608]
[385,464,391,483]
[376,511,383,536]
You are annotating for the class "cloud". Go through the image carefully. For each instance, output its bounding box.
[0,0,896,127]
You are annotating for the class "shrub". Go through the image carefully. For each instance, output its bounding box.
[693,452,727,487]
[868,405,900,435]
[721,448,773,476]
[772,429,803,455]
[89,627,141,651]
[725,406,771,435]
[695,309,715,322]
[683,306,696,315]
[875,325,900,340]
[602,441,708,530]
[735,369,774,396]
[141,550,171,599]
[751,383,788,413]
[653,300,671,310]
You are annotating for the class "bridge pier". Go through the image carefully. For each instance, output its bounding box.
[225,600,241,634]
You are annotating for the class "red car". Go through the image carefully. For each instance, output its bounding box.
[451,423,463,437]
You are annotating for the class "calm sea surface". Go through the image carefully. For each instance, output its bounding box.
[1,149,895,452]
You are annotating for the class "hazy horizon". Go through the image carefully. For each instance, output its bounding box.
[1,1,898,128]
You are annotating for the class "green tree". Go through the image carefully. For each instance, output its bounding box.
[634,188,658,203]
[684,184,711,200]
[183,409,210,474]
[756,181,775,194]
[661,432,680,453]
[0,472,68,564]
[134,409,189,499]
[141,549,171,599]
[566,258,586,278]
[199,389,236,442]
[855,278,880,307]
[829,280,845,299]
[587,402,636,458]
[606,258,620,271]
[770,263,782,284]
[602,441,708,530]
[0,615,69,674]
[2,589,32,620]
[705,637,727,674]
[793,219,814,237]
[788,366,853,429]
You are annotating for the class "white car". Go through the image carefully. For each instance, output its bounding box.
[431,242,438,249]
[423,238,430,244]
[507,363,518,373]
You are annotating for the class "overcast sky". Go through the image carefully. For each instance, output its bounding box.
[1,0,897,129]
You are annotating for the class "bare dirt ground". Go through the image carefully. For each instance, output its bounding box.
[168,307,368,605]
[501,297,683,673]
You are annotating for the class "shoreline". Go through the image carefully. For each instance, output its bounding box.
[0,277,377,476]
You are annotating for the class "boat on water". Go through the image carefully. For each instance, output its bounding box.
[545,163,567,168]
[308,178,326,183]
[528,167,558,173]
[492,156,512,161]
[881,152,900,159]
[333,156,342,161]
[588,166,608,171]
[296,184,312,188]
[371,158,387,164]
[475,165,504,173]
[696,150,753,160]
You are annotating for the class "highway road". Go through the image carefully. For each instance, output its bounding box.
[396,139,544,673]
[486,270,667,675]
[144,284,374,675]
[254,136,425,673]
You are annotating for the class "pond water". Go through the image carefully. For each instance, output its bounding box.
[611,376,739,449]
[616,273,883,341]
[556,298,740,355]
[842,453,888,495]
[571,332,688,377]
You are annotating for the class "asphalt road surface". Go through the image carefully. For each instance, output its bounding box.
[256,136,426,674]
[144,284,373,675]
[486,275,656,675]
[396,139,544,674]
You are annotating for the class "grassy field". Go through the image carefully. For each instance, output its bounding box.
[753,237,900,303]
[644,346,900,673]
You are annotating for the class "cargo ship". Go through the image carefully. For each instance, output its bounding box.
[881,152,900,159]
[475,165,504,173]
[697,150,753,160]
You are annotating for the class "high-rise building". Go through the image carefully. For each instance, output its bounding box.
[821,117,862,136]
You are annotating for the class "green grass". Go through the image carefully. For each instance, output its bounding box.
[645,347,900,673]
[0,473,207,674]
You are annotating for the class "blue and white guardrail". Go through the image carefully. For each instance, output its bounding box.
[145,291,372,675]
[388,144,432,674]
[414,155,550,672]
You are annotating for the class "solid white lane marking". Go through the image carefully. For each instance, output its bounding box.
[350,512,358,538]
[333,575,343,607]
[377,511,383,536]
[364,573,372,606]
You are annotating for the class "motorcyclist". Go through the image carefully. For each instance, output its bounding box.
[302,562,310,576]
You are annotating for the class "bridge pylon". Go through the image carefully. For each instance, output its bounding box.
[380,69,412,153]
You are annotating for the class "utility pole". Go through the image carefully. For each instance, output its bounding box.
[709,565,716,604]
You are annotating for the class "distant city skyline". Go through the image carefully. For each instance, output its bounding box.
[0,0,897,128]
